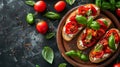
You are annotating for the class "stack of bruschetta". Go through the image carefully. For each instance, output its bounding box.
[62,4,120,63]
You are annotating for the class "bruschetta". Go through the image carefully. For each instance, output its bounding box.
[62,4,100,41]
[89,28,120,63]
[77,18,112,50]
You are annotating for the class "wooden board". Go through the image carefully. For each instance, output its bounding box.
[56,5,120,67]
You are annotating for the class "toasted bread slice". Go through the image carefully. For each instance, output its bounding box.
[77,18,112,50]
[62,4,100,41]
[89,28,120,63]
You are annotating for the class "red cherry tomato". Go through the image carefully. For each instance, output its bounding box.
[97,19,107,30]
[116,8,120,17]
[65,21,78,34]
[93,51,104,58]
[54,1,66,12]
[34,1,46,12]
[36,21,48,34]
[89,5,97,16]
[114,63,120,67]
[78,6,89,15]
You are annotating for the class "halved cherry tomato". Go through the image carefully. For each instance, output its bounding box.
[69,15,76,21]
[36,21,48,34]
[78,6,89,15]
[97,29,105,39]
[83,39,96,47]
[97,19,107,30]
[104,47,111,53]
[93,51,104,58]
[114,63,120,67]
[89,5,97,16]
[54,1,66,12]
[65,21,78,34]
[34,1,46,12]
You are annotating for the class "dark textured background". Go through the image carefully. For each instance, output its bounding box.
[0,0,120,67]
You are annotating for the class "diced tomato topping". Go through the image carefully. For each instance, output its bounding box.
[65,21,78,34]
[90,5,97,16]
[83,39,96,47]
[100,39,108,46]
[92,51,104,58]
[104,46,111,53]
[69,15,76,21]
[97,19,107,30]
[78,6,89,15]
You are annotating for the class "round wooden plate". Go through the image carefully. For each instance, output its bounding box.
[56,5,120,67]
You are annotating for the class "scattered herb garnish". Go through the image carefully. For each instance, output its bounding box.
[25,0,35,6]
[26,13,34,24]
[36,64,40,67]
[44,12,61,20]
[45,32,56,39]
[42,46,54,64]
[58,63,67,67]
[66,0,75,5]
[65,50,88,61]
[94,44,103,52]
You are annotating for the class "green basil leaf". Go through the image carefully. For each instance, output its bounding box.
[103,20,108,26]
[110,0,115,5]
[94,44,103,52]
[76,15,87,25]
[95,0,102,7]
[87,16,93,27]
[66,0,75,5]
[87,10,92,16]
[45,32,55,39]
[58,63,67,67]
[65,50,77,56]
[86,33,92,41]
[42,46,54,64]
[102,1,111,9]
[90,21,100,30]
[44,12,61,20]
[80,54,88,61]
[36,65,40,67]
[108,34,116,50]
[25,1,35,6]
[26,13,34,24]
[116,1,120,8]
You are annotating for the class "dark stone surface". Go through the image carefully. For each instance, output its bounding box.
[0,0,119,67]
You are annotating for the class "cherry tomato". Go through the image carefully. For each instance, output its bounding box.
[97,19,107,30]
[65,21,78,34]
[116,8,120,17]
[34,1,46,12]
[54,1,66,12]
[36,21,48,34]
[78,6,89,15]
[114,63,120,67]
[69,15,76,21]
[89,5,97,16]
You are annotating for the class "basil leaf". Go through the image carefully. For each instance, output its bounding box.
[90,21,100,30]
[58,63,67,67]
[45,32,55,39]
[25,1,35,6]
[44,12,61,20]
[86,33,92,41]
[42,46,54,64]
[95,0,102,7]
[116,1,120,8]
[80,54,88,61]
[26,13,34,24]
[36,65,40,67]
[110,0,115,5]
[66,0,75,5]
[103,20,108,26]
[108,34,116,50]
[87,10,92,16]
[87,16,93,27]
[94,44,103,52]
[76,15,87,25]
[102,1,111,9]
[65,50,77,56]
